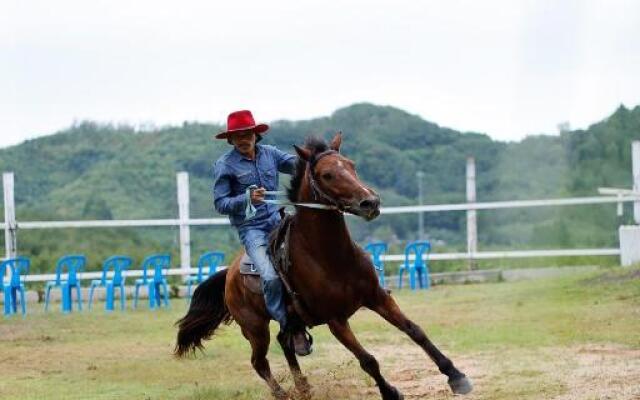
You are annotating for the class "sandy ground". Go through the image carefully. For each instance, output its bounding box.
[287,343,640,400]
[553,344,640,400]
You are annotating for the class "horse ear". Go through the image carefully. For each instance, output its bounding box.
[293,144,311,161]
[330,131,342,152]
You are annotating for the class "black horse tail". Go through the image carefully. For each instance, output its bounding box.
[174,268,232,358]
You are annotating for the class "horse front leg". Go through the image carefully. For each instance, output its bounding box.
[328,319,404,400]
[369,291,473,395]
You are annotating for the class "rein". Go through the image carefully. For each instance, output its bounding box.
[244,188,339,220]
[244,150,343,221]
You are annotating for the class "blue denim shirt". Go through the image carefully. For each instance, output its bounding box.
[213,144,297,231]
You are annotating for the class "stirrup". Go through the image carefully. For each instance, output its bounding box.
[279,328,314,357]
[291,329,313,357]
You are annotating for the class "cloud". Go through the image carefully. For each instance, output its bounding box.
[1,0,639,147]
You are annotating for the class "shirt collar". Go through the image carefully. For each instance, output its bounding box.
[231,144,262,162]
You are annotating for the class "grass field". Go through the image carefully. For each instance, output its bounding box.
[1,267,639,400]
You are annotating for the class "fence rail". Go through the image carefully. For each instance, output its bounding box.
[2,218,229,229]
[18,247,620,282]
[379,195,640,213]
[2,195,639,231]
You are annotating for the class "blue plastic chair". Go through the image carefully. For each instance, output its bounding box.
[397,241,431,290]
[88,256,132,311]
[2,257,30,317]
[186,251,225,300]
[364,242,387,287]
[44,255,86,313]
[134,254,171,310]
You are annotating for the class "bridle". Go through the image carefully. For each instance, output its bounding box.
[306,149,350,212]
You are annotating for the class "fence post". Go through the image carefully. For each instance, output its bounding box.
[466,157,477,270]
[3,172,17,259]
[177,172,191,279]
[619,141,640,266]
[633,141,640,224]
[3,173,17,284]
[416,170,425,239]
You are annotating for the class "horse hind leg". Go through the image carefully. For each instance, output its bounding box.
[370,291,473,395]
[241,323,289,400]
[277,331,312,399]
[328,319,403,400]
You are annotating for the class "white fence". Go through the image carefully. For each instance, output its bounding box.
[3,142,640,282]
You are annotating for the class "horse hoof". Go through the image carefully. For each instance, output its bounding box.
[448,375,473,395]
[293,378,312,399]
[272,388,289,400]
[294,386,313,400]
[382,385,404,400]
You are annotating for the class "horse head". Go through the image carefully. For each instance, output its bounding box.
[292,133,381,221]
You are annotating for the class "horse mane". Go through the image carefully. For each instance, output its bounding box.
[287,136,329,202]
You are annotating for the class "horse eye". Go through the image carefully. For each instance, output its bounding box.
[322,173,333,180]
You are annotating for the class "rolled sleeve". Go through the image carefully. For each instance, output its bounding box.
[213,161,247,215]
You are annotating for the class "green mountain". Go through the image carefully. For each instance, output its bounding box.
[1,103,638,273]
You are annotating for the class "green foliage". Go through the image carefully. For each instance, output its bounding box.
[0,103,639,272]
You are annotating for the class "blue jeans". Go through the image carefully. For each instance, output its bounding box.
[239,229,279,281]
[239,226,287,328]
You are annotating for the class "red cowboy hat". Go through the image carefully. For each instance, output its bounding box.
[215,110,269,139]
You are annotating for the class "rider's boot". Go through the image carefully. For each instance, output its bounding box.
[284,314,313,356]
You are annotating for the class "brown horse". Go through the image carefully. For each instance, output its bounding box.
[175,133,472,400]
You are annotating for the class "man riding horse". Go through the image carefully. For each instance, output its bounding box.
[212,110,312,356]
[179,125,473,399]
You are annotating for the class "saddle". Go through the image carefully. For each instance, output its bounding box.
[238,209,294,283]
[239,254,262,294]
[239,254,260,275]
[239,212,315,327]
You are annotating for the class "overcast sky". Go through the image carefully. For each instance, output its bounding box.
[1,0,639,148]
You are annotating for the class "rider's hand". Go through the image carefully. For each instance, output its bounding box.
[250,187,266,204]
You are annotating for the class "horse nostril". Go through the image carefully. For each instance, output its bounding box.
[359,197,380,211]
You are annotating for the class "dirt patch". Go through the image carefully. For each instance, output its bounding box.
[298,342,640,400]
[298,343,481,400]
[552,344,640,400]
